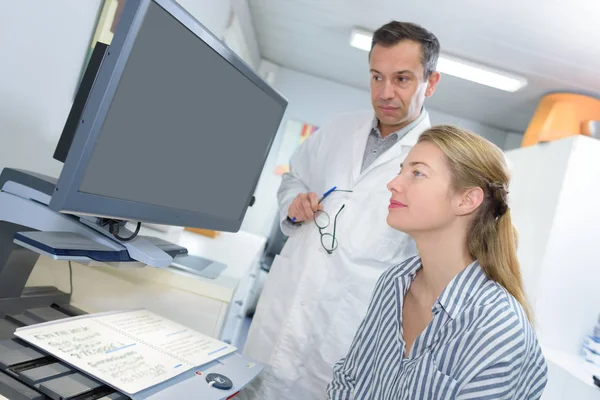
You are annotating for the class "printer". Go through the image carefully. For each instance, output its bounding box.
[0,0,287,398]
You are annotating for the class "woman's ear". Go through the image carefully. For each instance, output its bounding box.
[456,187,484,216]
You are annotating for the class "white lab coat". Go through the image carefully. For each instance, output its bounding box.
[240,110,431,400]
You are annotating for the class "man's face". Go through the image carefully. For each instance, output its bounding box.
[369,40,440,134]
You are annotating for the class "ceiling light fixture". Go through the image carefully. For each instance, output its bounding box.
[349,27,528,92]
[350,27,373,52]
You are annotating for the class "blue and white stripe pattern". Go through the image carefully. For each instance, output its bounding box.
[327,256,548,399]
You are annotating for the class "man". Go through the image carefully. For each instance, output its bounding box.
[241,21,441,399]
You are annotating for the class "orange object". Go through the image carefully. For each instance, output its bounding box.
[521,93,600,147]
[274,165,290,175]
[299,123,318,144]
[185,227,220,238]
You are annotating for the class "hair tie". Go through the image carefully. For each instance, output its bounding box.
[488,182,509,218]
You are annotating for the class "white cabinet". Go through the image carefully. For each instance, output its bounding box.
[505,136,600,398]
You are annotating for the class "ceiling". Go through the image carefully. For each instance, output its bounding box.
[248,0,600,133]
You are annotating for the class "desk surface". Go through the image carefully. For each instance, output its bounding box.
[26,228,267,337]
[151,226,266,285]
[31,226,267,301]
[107,226,267,302]
[543,346,600,388]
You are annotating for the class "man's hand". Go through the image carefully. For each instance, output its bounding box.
[288,192,322,223]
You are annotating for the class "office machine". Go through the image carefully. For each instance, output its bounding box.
[0,0,287,398]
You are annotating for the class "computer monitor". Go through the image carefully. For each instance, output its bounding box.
[49,0,288,233]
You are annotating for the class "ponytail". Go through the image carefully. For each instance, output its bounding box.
[468,201,533,323]
[419,125,534,324]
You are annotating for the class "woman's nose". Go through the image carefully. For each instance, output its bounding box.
[387,175,401,192]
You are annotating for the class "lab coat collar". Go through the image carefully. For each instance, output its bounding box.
[351,109,431,184]
[396,109,430,147]
[370,108,428,142]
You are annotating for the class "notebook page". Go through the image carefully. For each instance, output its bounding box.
[15,316,192,395]
[95,309,237,366]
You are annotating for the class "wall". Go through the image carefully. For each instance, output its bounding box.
[267,67,516,145]
[428,109,514,148]
[228,0,261,69]
[0,0,103,178]
[504,132,525,150]
[241,66,524,237]
[0,0,232,179]
[178,0,231,42]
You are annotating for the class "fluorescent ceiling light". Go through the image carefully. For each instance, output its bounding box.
[349,28,528,92]
[436,54,528,92]
[350,28,373,52]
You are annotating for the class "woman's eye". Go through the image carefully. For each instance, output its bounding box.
[413,170,424,177]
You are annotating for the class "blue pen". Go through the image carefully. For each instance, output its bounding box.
[291,186,337,222]
[321,186,337,200]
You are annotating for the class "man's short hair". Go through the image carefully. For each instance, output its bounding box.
[370,21,440,79]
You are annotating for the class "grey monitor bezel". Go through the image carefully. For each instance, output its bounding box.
[49,0,287,232]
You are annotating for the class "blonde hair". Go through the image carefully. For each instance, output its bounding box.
[418,125,532,322]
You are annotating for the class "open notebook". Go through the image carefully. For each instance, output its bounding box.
[14,309,237,396]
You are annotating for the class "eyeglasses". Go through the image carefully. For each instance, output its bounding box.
[314,187,353,254]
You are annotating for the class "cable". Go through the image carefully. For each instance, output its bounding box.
[68,261,73,296]
[111,221,141,242]
[100,218,142,242]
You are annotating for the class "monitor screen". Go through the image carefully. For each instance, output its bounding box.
[50,0,287,232]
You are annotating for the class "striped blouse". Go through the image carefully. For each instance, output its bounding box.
[327,256,548,399]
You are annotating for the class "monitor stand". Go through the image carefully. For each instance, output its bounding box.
[0,168,262,400]
[0,219,69,316]
[0,168,110,316]
[0,168,186,315]
[78,217,174,267]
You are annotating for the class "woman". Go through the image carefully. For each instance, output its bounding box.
[327,125,547,399]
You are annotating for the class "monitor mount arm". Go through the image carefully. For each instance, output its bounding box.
[0,168,176,312]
